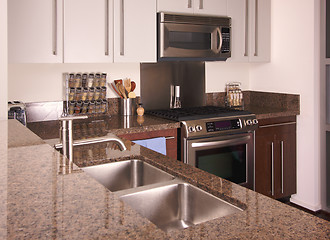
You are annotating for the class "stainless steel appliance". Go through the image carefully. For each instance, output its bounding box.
[158,12,231,61]
[146,106,258,190]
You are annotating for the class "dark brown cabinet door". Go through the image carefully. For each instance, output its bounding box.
[255,117,296,199]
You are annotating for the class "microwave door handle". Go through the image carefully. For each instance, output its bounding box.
[191,135,251,148]
[215,27,222,53]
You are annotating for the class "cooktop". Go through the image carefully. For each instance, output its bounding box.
[145,106,252,121]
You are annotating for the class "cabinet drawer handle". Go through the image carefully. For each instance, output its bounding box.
[53,0,57,55]
[188,0,192,8]
[254,0,258,57]
[199,0,204,9]
[271,142,274,196]
[120,0,125,56]
[244,0,248,57]
[105,0,109,56]
[281,140,284,194]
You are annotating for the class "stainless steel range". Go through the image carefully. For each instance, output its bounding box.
[146,106,258,190]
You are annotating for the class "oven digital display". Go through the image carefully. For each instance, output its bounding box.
[206,119,241,132]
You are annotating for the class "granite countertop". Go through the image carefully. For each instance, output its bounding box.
[2,119,329,239]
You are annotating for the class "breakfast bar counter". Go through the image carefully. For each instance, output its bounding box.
[2,119,329,239]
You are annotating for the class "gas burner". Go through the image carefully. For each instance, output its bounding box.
[146,106,251,121]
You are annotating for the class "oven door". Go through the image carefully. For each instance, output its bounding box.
[183,132,255,190]
[159,22,223,59]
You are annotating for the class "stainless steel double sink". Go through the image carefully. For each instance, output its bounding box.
[83,160,243,232]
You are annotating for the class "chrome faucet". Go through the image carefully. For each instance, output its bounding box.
[55,115,127,162]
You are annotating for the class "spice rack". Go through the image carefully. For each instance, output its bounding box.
[63,72,108,116]
[225,82,244,110]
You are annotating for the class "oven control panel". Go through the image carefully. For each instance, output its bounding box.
[206,119,241,132]
[181,115,259,138]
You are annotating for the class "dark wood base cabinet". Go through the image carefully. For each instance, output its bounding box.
[255,116,297,199]
[118,128,178,160]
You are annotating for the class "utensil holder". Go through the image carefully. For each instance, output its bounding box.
[121,98,136,116]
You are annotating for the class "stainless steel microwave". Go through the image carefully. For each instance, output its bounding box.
[158,12,231,61]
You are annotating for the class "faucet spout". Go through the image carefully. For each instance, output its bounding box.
[70,136,127,151]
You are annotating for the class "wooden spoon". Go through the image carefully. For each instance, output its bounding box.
[114,79,123,85]
[116,82,127,99]
[108,82,123,99]
[131,81,136,92]
[124,78,131,94]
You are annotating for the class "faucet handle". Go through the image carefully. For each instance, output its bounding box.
[59,115,88,121]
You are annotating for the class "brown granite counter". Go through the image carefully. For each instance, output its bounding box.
[27,114,180,140]
[2,119,329,239]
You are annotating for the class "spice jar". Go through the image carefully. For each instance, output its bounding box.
[82,73,88,88]
[88,100,96,114]
[81,88,88,101]
[68,73,75,88]
[87,73,94,88]
[68,87,75,101]
[94,87,101,100]
[88,87,95,101]
[100,73,107,87]
[74,73,82,88]
[75,87,82,101]
[100,86,106,99]
[94,73,101,87]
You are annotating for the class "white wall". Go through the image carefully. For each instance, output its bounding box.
[8,63,140,102]
[250,0,321,210]
[205,62,250,93]
[0,0,8,120]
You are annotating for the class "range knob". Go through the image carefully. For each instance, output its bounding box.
[188,126,196,133]
[246,119,253,126]
[195,125,203,132]
[253,119,259,125]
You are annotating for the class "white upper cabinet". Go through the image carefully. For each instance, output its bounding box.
[64,0,113,63]
[8,0,63,63]
[227,0,271,62]
[157,0,194,14]
[114,0,156,62]
[193,0,227,16]
[157,0,227,16]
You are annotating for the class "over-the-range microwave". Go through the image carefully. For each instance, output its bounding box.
[158,12,231,61]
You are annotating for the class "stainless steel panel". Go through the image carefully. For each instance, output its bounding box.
[140,62,205,110]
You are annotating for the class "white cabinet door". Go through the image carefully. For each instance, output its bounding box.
[157,0,194,13]
[227,0,249,62]
[64,0,113,63]
[8,0,63,63]
[193,0,227,16]
[114,0,156,62]
[227,0,270,63]
[248,0,271,62]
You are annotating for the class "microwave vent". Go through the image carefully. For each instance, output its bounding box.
[160,13,231,26]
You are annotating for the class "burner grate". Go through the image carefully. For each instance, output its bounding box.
[146,106,250,121]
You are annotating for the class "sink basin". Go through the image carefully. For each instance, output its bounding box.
[82,160,175,192]
[119,182,243,232]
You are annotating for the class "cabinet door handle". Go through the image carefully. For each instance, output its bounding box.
[271,142,274,196]
[188,0,192,8]
[105,0,109,56]
[254,0,259,57]
[281,141,284,194]
[53,0,57,55]
[120,0,125,56]
[244,0,248,57]
[199,0,204,9]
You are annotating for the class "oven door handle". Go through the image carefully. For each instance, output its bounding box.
[191,135,251,148]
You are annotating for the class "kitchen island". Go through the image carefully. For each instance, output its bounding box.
[1,119,329,239]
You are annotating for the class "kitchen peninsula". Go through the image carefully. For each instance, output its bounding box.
[2,118,329,239]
